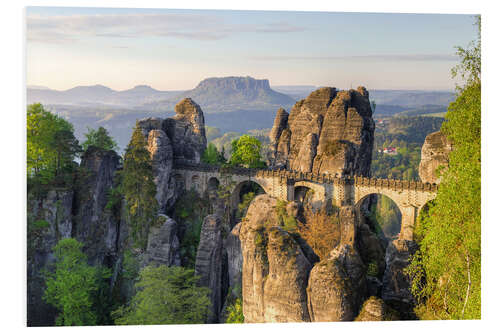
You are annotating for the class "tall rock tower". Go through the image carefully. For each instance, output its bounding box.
[269,86,375,177]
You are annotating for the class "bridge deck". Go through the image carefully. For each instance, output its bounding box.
[173,162,438,193]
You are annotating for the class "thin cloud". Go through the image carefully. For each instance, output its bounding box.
[249,54,458,62]
[27,13,305,43]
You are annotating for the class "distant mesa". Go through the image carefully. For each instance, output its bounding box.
[150,76,297,113]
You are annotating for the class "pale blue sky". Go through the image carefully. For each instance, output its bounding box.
[26,7,477,91]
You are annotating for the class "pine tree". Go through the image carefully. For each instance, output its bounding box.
[122,124,158,249]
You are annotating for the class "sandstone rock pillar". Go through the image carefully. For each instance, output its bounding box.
[399,205,417,241]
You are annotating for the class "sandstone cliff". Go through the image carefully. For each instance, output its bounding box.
[355,296,399,321]
[195,215,225,323]
[419,130,452,184]
[137,98,207,214]
[143,214,181,267]
[269,87,374,176]
[74,146,121,265]
[381,239,419,319]
[27,189,73,326]
[307,244,366,321]
[239,195,313,323]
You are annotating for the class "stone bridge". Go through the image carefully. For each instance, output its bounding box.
[172,163,438,242]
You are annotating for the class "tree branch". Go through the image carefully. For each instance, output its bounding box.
[461,253,471,319]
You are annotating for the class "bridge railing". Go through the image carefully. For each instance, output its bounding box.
[172,162,438,192]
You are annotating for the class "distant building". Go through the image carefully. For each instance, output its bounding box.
[383,147,398,155]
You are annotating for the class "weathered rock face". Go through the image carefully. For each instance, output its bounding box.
[355,296,399,321]
[27,190,73,326]
[269,108,289,167]
[239,195,313,323]
[419,130,452,184]
[289,133,318,173]
[146,130,176,212]
[225,222,243,293]
[74,146,121,265]
[164,98,207,164]
[356,223,387,281]
[137,98,208,214]
[269,87,374,176]
[143,214,181,267]
[195,214,224,323]
[307,244,367,322]
[381,239,418,319]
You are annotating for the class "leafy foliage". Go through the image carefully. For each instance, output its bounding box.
[43,238,111,326]
[225,298,244,323]
[82,126,118,152]
[27,103,81,186]
[112,265,211,325]
[407,16,481,320]
[122,123,158,249]
[229,134,266,168]
[201,142,226,165]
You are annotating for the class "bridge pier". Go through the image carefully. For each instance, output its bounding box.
[340,206,357,246]
[399,205,418,241]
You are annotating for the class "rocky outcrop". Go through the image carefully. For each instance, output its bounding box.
[381,239,419,319]
[146,130,176,212]
[419,130,452,184]
[143,215,181,267]
[136,98,208,214]
[225,222,243,293]
[355,296,399,321]
[195,215,224,323]
[269,108,289,167]
[239,195,313,323]
[269,87,374,176]
[289,133,318,173]
[164,98,207,164]
[307,244,366,322]
[74,146,121,265]
[27,190,73,326]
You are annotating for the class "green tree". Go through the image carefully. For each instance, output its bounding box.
[407,16,481,320]
[43,238,111,326]
[122,123,158,249]
[202,142,226,165]
[229,135,266,168]
[27,103,81,183]
[82,126,118,152]
[112,265,211,325]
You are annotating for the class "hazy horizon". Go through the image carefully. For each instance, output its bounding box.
[27,7,476,91]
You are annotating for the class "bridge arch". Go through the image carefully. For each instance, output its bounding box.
[355,193,402,240]
[207,176,220,192]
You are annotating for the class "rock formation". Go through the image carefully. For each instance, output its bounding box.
[137,98,208,213]
[164,98,207,164]
[355,296,399,321]
[419,130,452,184]
[195,215,224,323]
[146,129,175,212]
[307,244,366,321]
[27,190,73,326]
[289,133,318,173]
[269,86,375,176]
[381,239,419,319]
[239,195,313,323]
[143,214,181,267]
[74,146,121,265]
[225,222,243,293]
